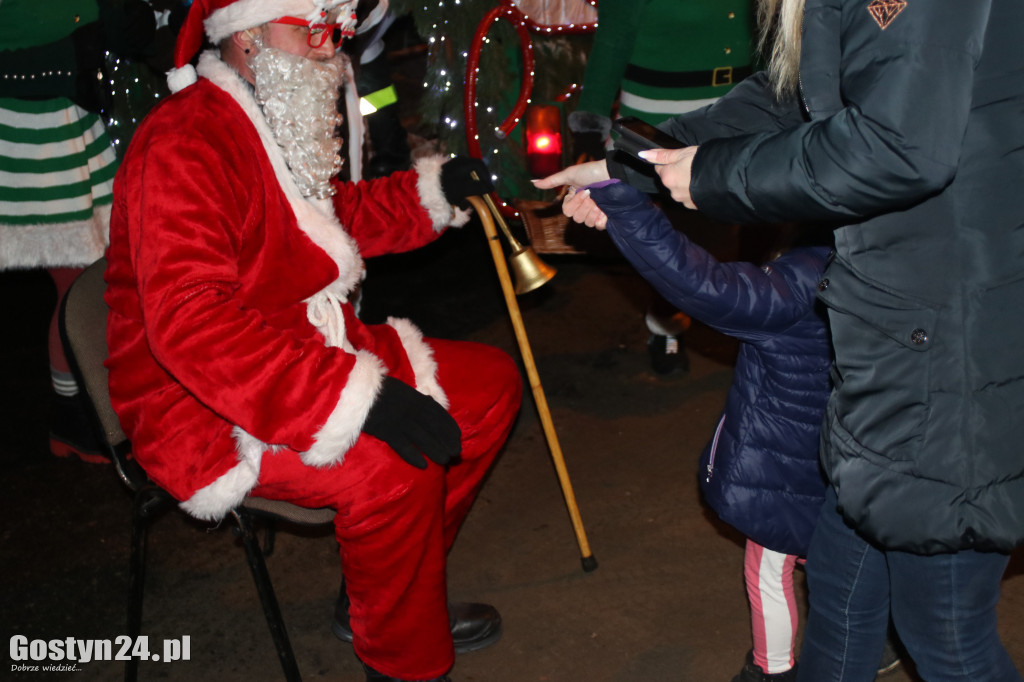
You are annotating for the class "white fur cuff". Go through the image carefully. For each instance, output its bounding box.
[180,427,265,520]
[387,317,448,409]
[414,156,458,231]
[300,351,386,467]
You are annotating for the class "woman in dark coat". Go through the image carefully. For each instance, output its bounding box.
[538,0,1024,679]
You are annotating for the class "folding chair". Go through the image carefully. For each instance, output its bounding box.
[59,257,336,682]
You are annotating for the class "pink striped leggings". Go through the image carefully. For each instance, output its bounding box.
[744,539,801,675]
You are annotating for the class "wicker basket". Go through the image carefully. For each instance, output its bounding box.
[515,199,586,255]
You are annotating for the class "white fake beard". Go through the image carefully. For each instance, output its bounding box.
[250,47,345,199]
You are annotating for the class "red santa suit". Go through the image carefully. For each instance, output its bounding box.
[104,41,522,679]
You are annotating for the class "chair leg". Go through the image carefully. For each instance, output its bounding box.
[263,520,278,557]
[125,488,163,682]
[232,509,302,682]
[125,487,176,682]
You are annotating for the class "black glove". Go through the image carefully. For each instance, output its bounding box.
[362,377,462,469]
[440,156,495,207]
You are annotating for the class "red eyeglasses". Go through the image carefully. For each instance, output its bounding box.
[270,16,344,48]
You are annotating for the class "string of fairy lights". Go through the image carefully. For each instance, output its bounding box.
[103,53,167,155]
[406,0,596,204]
[102,0,599,197]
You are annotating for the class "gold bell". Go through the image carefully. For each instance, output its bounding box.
[508,242,556,295]
[469,172,556,294]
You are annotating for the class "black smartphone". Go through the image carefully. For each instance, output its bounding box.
[611,116,685,158]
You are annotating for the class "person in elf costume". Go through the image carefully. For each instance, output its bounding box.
[570,0,757,377]
[0,0,157,460]
[571,0,756,143]
[103,1,523,680]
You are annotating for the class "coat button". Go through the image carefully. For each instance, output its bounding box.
[817,278,829,291]
[911,328,928,345]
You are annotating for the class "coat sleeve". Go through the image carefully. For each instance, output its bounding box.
[331,155,466,258]
[121,130,377,456]
[591,182,823,342]
[607,71,806,192]
[659,71,806,146]
[690,0,988,224]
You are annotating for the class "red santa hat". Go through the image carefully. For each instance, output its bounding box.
[168,0,359,93]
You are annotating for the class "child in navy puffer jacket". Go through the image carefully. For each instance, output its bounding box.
[588,180,832,682]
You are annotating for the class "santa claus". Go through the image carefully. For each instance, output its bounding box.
[103,1,523,680]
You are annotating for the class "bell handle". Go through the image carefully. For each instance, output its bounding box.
[469,172,526,251]
[467,194,597,572]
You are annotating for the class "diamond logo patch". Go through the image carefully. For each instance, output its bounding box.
[867,0,907,29]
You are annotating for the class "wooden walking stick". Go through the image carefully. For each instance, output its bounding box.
[466,189,597,572]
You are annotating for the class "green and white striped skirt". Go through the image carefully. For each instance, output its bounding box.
[0,97,118,269]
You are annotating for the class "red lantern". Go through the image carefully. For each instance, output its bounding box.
[525,104,563,177]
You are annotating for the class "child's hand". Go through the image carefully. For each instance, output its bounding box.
[532,160,611,229]
[561,187,608,230]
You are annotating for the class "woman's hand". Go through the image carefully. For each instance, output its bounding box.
[532,160,611,229]
[532,159,610,190]
[639,146,699,209]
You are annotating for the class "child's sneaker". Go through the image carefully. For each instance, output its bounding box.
[731,651,797,682]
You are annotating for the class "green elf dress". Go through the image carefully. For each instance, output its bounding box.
[0,0,119,270]
[0,0,155,461]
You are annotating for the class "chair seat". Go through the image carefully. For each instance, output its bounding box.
[242,497,336,525]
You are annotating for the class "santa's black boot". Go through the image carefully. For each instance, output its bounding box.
[333,580,502,653]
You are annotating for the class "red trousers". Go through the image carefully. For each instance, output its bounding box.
[251,339,522,679]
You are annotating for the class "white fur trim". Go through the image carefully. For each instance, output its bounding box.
[451,206,471,228]
[167,64,197,93]
[206,0,319,43]
[300,351,386,467]
[205,0,355,43]
[0,204,109,269]
[414,156,458,231]
[387,317,448,409]
[196,52,364,298]
[180,427,265,520]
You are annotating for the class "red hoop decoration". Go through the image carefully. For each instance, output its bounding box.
[465,5,535,157]
[464,1,599,217]
[465,0,599,155]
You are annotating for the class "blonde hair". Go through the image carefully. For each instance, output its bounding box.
[757,0,805,99]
